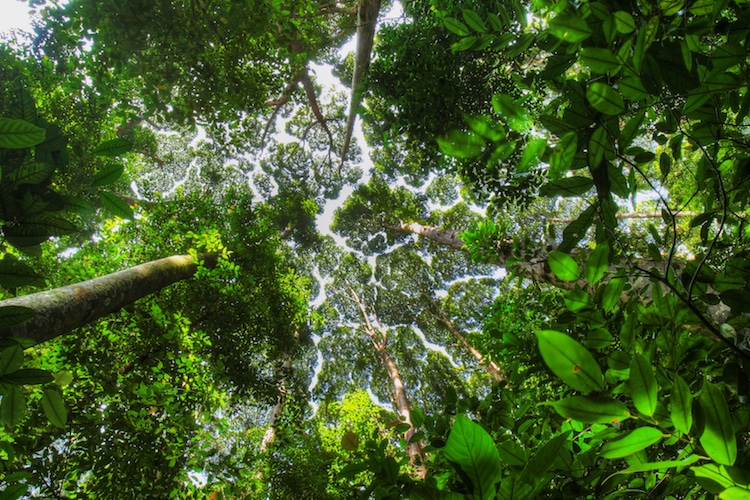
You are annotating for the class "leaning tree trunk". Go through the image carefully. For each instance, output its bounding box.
[348,286,426,478]
[0,253,218,345]
[430,306,504,384]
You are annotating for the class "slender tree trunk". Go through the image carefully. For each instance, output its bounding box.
[0,253,218,345]
[431,307,504,384]
[348,287,426,478]
[259,351,294,453]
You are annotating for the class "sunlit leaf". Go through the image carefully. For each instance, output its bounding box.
[443,17,470,36]
[462,10,487,33]
[549,14,592,43]
[616,455,699,474]
[601,277,626,312]
[698,380,736,465]
[671,374,693,434]
[630,354,658,417]
[550,396,630,424]
[443,415,502,500]
[548,251,580,281]
[600,427,663,459]
[517,138,546,173]
[99,191,135,220]
[438,130,485,159]
[614,11,636,33]
[548,132,578,177]
[491,94,531,132]
[536,329,604,393]
[584,244,609,284]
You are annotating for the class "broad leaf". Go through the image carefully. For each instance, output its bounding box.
[630,354,658,417]
[443,415,502,500]
[548,251,580,281]
[549,14,592,43]
[536,329,604,393]
[438,130,485,159]
[586,83,625,115]
[548,132,578,177]
[0,345,24,375]
[41,388,67,428]
[443,17,470,36]
[7,163,54,186]
[564,289,591,312]
[617,455,700,474]
[0,306,35,327]
[492,94,531,132]
[671,375,693,434]
[462,10,487,33]
[550,396,630,424]
[601,277,626,312]
[584,244,609,284]
[99,191,134,220]
[519,431,571,484]
[0,256,45,290]
[698,380,736,465]
[580,47,621,74]
[3,368,54,385]
[93,138,132,157]
[600,427,663,459]
[0,385,26,427]
[92,163,124,187]
[0,118,45,149]
[539,176,594,197]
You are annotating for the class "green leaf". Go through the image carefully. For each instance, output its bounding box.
[558,205,596,253]
[491,94,531,132]
[338,462,369,478]
[671,374,693,434]
[517,138,546,173]
[660,0,684,15]
[0,118,45,149]
[5,214,79,247]
[0,306,34,328]
[548,251,580,281]
[718,487,750,499]
[0,256,45,290]
[464,115,506,142]
[7,163,54,186]
[698,380,736,465]
[580,47,621,74]
[93,138,132,157]
[0,345,23,375]
[2,368,54,385]
[519,431,571,484]
[462,10,487,33]
[584,244,609,284]
[614,11,636,33]
[564,289,591,311]
[341,431,359,451]
[550,395,630,424]
[41,389,67,428]
[548,132,578,177]
[600,427,663,459]
[619,75,649,101]
[617,455,700,474]
[99,191,134,220]
[438,130,485,159]
[443,416,502,500]
[0,385,26,427]
[62,195,96,215]
[0,482,29,500]
[601,277,626,312]
[536,329,604,393]
[92,163,124,187]
[549,14,592,43]
[539,176,594,197]
[630,354,658,417]
[443,17,470,36]
[586,83,625,115]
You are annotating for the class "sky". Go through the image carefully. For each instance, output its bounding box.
[0,0,33,34]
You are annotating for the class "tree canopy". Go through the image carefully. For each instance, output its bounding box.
[1,0,750,498]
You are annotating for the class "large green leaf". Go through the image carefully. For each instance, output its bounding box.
[438,130,485,159]
[99,191,134,220]
[601,276,626,312]
[617,455,700,475]
[2,368,54,385]
[586,83,625,115]
[492,94,531,132]
[462,10,487,33]
[698,380,736,465]
[0,256,45,290]
[671,375,693,434]
[549,14,592,43]
[92,138,132,157]
[548,251,580,281]
[536,329,604,393]
[0,385,26,427]
[584,244,609,284]
[7,163,54,186]
[630,353,658,417]
[5,214,78,246]
[443,416,502,500]
[0,118,45,149]
[0,306,34,327]
[519,431,571,484]
[539,176,594,197]
[41,388,67,428]
[0,345,24,375]
[443,17,470,36]
[550,396,630,424]
[92,163,124,187]
[600,427,663,459]
[548,132,578,177]
[580,47,621,74]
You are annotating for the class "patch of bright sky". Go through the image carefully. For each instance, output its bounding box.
[0,1,33,34]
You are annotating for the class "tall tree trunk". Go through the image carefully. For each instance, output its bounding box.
[0,253,218,345]
[430,306,504,384]
[348,287,426,478]
[259,334,298,453]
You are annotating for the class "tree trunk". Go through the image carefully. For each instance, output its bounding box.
[0,253,218,345]
[431,307,504,384]
[348,287,426,478]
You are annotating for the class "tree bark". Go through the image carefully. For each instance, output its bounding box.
[348,287,426,478]
[431,307,504,384]
[0,253,219,345]
[259,349,294,453]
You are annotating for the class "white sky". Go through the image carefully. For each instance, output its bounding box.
[0,0,33,34]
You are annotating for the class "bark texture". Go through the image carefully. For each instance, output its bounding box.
[0,253,218,345]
